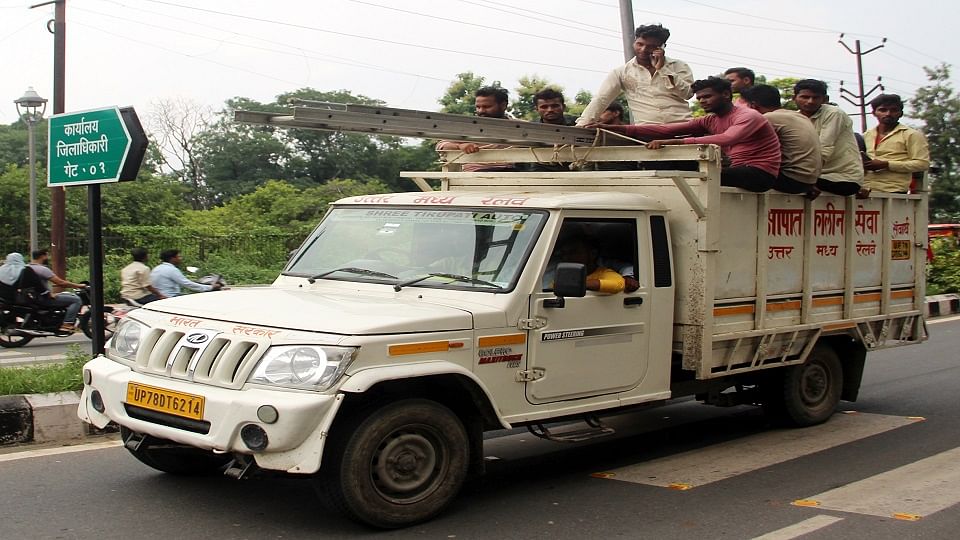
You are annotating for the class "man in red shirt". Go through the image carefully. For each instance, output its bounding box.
[589,76,781,192]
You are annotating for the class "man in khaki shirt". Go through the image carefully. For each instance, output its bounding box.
[793,79,864,196]
[741,84,822,198]
[577,24,694,126]
[120,247,165,305]
[862,94,930,193]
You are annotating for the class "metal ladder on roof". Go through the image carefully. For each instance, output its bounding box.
[233,99,637,148]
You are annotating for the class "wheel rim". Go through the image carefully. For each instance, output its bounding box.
[371,427,445,505]
[799,362,829,406]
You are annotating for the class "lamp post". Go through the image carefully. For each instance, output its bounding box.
[14,87,47,253]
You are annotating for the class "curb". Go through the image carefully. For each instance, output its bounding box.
[0,391,114,447]
[1,295,959,448]
[925,294,960,318]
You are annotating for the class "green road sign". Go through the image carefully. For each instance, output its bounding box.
[48,106,145,186]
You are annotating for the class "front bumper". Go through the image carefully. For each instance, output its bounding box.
[78,355,343,474]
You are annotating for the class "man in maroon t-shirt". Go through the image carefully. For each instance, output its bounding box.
[589,76,781,192]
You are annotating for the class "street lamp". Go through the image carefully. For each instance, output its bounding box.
[14,86,47,253]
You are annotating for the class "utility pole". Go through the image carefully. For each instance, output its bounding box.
[29,0,66,277]
[838,34,886,132]
[618,0,635,63]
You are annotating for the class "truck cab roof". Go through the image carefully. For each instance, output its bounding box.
[333,191,669,213]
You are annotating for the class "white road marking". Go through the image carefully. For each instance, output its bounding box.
[596,413,920,488]
[751,515,844,540]
[0,440,123,462]
[928,313,960,324]
[796,446,960,520]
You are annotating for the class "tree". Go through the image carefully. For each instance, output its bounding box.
[768,77,800,110]
[64,175,191,238]
[909,64,960,222]
[193,96,291,207]
[512,75,556,120]
[147,98,213,208]
[0,120,48,169]
[180,178,390,233]
[438,72,493,115]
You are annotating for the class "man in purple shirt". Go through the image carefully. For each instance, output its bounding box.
[590,76,781,192]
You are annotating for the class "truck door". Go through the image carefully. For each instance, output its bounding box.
[525,217,651,404]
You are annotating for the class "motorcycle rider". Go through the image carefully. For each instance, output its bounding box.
[120,247,166,306]
[0,252,27,302]
[150,249,223,297]
[29,249,86,332]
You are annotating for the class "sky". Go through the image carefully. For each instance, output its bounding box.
[1,0,956,134]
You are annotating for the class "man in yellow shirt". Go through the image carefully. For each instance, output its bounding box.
[545,234,626,294]
[862,94,930,194]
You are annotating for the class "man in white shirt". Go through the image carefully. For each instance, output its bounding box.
[577,24,694,126]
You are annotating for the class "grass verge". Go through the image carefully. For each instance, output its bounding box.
[0,344,90,396]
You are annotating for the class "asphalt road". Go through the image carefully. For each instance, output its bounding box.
[0,332,89,366]
[2,316,959,539]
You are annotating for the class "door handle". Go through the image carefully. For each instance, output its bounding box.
[623,297,643,306]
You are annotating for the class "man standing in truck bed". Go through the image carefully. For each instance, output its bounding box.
[862,94,930,194]
[576,24,694,126]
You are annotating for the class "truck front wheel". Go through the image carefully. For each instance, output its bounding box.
[317,399,469,528]
[778,345,843,427]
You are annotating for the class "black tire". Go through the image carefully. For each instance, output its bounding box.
[120,426,232,476]
[779,345,843,427]
[80,311,119,340]
[316,399,469,529]
[0,317,32,348]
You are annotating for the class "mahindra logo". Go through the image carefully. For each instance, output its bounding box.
[185,333,209,345]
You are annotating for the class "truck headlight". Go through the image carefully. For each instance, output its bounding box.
[108,318,147,362]
[248,346,357,391]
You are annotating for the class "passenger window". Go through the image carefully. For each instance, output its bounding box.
[543,218,639,292]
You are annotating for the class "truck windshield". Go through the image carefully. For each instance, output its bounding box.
[285,206,547,291]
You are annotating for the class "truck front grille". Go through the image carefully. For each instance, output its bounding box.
[133,328,265,389]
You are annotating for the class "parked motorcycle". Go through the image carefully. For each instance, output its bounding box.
[0,285,126,348]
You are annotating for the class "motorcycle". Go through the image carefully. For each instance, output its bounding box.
[0,285,127,348]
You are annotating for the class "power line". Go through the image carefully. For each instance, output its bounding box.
[345,0,618,53]
[138,0,607,74]
[78,4,452,83]
[71,20,305,88]
[574,0,832,33]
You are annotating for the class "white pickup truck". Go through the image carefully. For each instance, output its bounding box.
[79,144,927,528]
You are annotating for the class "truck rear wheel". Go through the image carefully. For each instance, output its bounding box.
[777,345,843,427]
[316,399,469,528]
[120,427,232,476]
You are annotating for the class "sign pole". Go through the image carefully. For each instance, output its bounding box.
[87,184,105,355]
[47,105,147,356]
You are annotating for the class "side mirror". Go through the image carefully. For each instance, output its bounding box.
[545,263,586,308]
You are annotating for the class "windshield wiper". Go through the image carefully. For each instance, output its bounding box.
[308,267,398,283]
[393,272,502,292]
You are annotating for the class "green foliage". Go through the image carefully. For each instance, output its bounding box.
[66,253,129,302]
[511,75,557,120]
[0,164,42,242]
[927,238,960,294]
[768,77,801,110]
[63,175,190,238]
[438,72,494,115]
[0,120,48,170]
[0,348,87,396]
[909,64,960,222]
